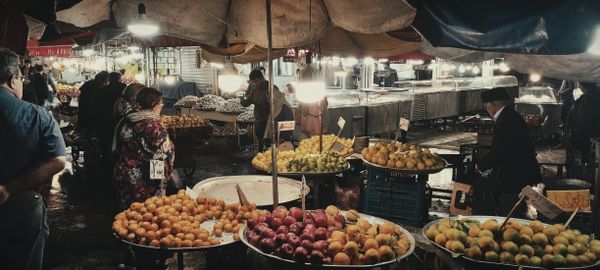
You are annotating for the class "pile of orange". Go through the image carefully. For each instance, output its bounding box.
[361,142,444,170]
[112,190,263,248]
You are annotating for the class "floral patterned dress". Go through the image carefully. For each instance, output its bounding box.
[114,111,175,209]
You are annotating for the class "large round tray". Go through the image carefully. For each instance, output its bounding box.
[362,158,448,175]
[239,211,416,268]
[421,215,600,270]
[192,175,309,207]
[114,218,239,251]
[216,110,244,115]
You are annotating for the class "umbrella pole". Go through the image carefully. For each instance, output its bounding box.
[266,0,279,209]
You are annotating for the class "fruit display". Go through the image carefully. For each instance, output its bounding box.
[211,124,238,136]
[174,95,201,107]
[241,205,413,266]
[216,98,245,113]
[298,135,354,157]
[237,109,255,122]
[361,142,445,171]
[160,115,206,129]
[196,94,225,111]
[424,217,600,268]
[112,190,262,248]
[252,150,349,174]
[56,83,80,97]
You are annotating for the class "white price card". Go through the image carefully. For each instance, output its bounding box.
[399,117,410,131]
[332,141,345,152]
[277,121,295,131]
[149,159,165,180]
[337,116,346,130]
[521,185,563,219]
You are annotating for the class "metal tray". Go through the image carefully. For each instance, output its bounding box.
[253,163,350,177]
[362,158,448,175]
[216,110,244,115]
[239,211,416,268]
[421,215,600,270]
[114,218,239,251]
[192,175,309,207]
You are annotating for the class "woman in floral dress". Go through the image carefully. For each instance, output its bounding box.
[114,87,174,210]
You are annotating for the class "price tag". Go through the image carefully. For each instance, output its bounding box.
[301,175,307,211]
[546,189,591,212]
[332,141,345,152]
[337,116,346,130]
[399,117,410,131]
[149,159,165,180]
[277,121,295,131]
[520,186,563,219]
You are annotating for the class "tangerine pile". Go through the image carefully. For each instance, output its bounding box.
[112,190,262,248]
[361,142,444,170]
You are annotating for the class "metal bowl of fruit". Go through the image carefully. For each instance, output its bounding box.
[239,206,415,268]
[422,216,600,269]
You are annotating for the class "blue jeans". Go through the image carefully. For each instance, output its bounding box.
[0,191,48,270]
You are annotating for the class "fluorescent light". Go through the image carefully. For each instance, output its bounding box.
[164,75,177,85]
[127,3,159,36]
[210,62,224,69]
[588,27,600,55]
[530,73,541,82]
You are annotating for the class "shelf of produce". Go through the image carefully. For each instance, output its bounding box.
[239,210,416,268]
[422,216,600,270]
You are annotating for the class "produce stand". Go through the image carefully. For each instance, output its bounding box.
[193,110,245,150]
[239,210,416,269]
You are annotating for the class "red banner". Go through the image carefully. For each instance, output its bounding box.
[28,46,73,57]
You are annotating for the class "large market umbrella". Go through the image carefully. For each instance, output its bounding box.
[56,0,417,49]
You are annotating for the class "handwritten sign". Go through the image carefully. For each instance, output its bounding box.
[337,116,346,130]
[520,185,563,219]
[278,121,295,131]
[547,189,591,212]
[399,117,410,131]
[150,159,165,180]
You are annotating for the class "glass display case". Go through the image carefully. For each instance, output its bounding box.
[324,90,365,107]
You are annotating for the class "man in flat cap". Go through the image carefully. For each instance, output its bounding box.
[477,87,541,216]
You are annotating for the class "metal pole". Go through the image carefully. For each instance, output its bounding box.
[266,0,279,208]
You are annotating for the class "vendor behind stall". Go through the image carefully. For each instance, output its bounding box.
[476,87,541,217]
[241,69,293,151]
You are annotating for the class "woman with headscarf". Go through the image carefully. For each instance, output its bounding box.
[113,87,174,210]
[112,83,145,153]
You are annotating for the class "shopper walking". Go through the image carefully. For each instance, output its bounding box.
[78,71,108,132]
[29,64,50,107]
[113,87,174,210]
[0,48,67,270]
[476,87,541,217]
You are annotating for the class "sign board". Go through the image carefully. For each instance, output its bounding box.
[399,117,410,131]
[520,186,563,219]
[337,116,346,130]
[546,189,591,212]
[277,121,295,131]
[149,159,165,180]
[279,141,294,152]
[450,182,473,216]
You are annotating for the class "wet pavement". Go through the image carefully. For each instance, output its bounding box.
[42,126,563,269]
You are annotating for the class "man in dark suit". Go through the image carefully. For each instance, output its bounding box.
[29,64,48,107]
[477,87,541,216]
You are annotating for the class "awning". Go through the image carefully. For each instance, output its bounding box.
[412,0,600,54]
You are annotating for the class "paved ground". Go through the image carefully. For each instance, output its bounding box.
[42,126,565,269]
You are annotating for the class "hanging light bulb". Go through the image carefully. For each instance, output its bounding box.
[588,26,600,55]
[217,57,241,93]
[498,62,510,72]
[471,65,480,74]
[127,3,159,36]
[295,52,325,103]
[530,73,541,82]
[458,65,466,73]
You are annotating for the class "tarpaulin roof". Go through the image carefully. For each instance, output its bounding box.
[201,43,286,64]
[420,41,600,82]
[412,0,600,54]
[56,0,416,49]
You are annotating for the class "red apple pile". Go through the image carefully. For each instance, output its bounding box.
[243,205,412,265]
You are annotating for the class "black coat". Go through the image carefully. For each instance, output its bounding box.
[30,73,48,106]
[478,105,541,193]
[77,79,99,131]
